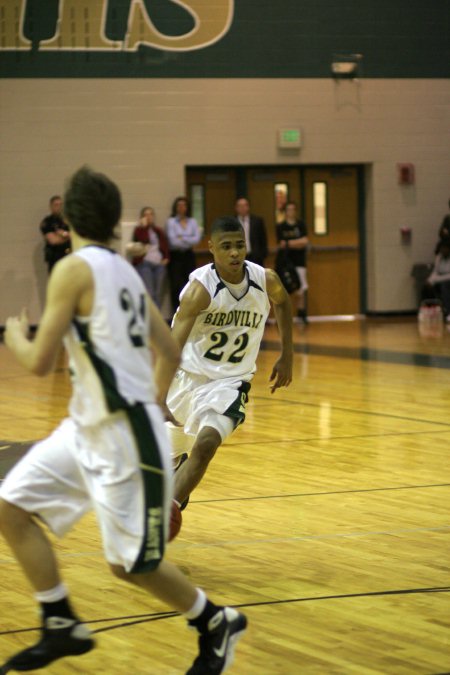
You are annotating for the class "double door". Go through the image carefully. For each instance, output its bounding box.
[186,165,362,315]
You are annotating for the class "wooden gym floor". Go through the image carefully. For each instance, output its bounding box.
[0,318,449,674]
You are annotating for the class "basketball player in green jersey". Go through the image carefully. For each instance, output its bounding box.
[166,216,293,509]
[0,168,246,675]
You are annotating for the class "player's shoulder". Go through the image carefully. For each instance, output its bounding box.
[245,260,267,284]
[190,262,215,281]
[46,252,93,300]
[263,267,282,292]
[181,275,211,308]
[187,263,218,292]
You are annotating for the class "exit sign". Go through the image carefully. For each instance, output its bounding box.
[278,128,301,149]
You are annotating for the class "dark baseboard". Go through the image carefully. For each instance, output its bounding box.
[365,310,417,318]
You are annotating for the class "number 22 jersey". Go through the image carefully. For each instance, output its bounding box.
[178,261,270,381]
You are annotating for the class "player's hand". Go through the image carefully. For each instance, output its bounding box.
[5,309,29,348]
[269,354,292,393]
[159,401,182,426]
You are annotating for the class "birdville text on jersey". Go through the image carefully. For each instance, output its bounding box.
[204,311,265,329]
[0,0,234,52]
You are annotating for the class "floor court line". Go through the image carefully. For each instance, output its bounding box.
[192,482,450,504]
[252,395,450,428]
[260,339,450,369]
[226,428,450,447]
[1,586,448,638]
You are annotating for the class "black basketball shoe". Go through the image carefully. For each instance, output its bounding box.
[186,607,247,675]
[1,617,94,672]
[174,452,190,511]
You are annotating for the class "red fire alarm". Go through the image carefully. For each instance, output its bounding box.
[397,163,415,185]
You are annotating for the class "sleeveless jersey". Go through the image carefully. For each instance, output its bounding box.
[178,261,270,381]
[64,246,155,426]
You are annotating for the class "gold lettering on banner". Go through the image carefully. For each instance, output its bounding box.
[0,0,31,50]
[125,0,234,52]
[40,0,120,51]
[0,0,235,53]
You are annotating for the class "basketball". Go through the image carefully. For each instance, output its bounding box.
[169,500,182,542]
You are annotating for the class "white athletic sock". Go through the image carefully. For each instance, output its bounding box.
[184,588,207,620]
[34,583,68,604]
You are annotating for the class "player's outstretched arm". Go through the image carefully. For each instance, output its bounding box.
[4,256,91,376]
[265,268,294,393]
[171,280,210,350]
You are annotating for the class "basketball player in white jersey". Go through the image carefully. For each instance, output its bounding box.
[166,216,293,510]
[0,168,246,674]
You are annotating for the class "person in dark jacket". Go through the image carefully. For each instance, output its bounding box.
[40,195,71,273]
[235,198,268,267]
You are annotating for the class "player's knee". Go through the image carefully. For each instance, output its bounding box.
[109,564,131,581]
[109,562,160,584]
[0,499,8,533]
[0,499,29,536]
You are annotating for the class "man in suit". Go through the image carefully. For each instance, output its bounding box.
[235,198,268,267]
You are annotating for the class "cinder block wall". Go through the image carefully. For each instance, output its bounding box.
[0,78,449,321]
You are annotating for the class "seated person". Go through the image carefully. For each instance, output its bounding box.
[423,237,450,320]
[435,199,450,254]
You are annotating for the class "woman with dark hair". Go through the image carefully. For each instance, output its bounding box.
[166,196,201,314]
[128,207,169,309]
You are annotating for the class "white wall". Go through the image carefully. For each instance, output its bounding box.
[1,78,449,322]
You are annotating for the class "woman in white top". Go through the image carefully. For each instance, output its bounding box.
[166,196,201,315]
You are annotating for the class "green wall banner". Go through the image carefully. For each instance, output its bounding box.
[1,0,449,78]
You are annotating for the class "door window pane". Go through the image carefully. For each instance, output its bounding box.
[190,184,205,231]
[274,182,288,224]
[313,182,328,235]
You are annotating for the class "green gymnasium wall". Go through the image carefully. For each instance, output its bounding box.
[0,0,448,78]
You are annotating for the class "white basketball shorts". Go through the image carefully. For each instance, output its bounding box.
[0,403,172,573]
[166,369,251,457]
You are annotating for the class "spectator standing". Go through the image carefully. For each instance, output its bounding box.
[276,201,309,323]
[40,195,71,273]
[130,207,169,309]
[435,199,450,254]
[235,197,268,267]
[166,196,201,314]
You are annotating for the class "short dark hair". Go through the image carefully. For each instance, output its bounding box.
[171,196,191,218]
[49,195,61,204]
[210,216,244,238]
[64,166,121,243]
